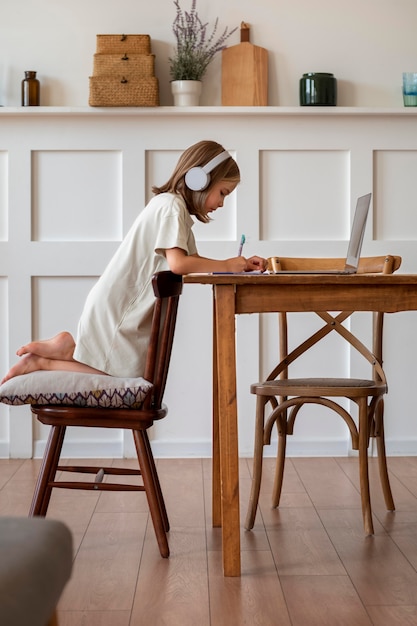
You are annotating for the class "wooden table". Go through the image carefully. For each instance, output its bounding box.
[184,272,417,576]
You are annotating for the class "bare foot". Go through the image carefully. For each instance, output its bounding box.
[1,353,46,385]
[16,331,75,360]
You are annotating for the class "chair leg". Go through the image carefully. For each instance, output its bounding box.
[358,398,374,535]
[140,430,170,532]
[133,430,169,558]
[245,397,267,530]
[272,428,287,509]
[374,406,395,512]
[30,425,66,517]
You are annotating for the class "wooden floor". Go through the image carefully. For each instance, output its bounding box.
[2,456,417,625]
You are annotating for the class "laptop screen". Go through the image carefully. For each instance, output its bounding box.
[345,193,371,270]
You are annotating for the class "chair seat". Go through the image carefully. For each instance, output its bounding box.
[251,378,387,397]
[31,403,167,430]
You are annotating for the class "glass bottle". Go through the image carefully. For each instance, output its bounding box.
[21,71,40,106]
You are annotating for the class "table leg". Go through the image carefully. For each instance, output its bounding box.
[214,284,241,576]
[212,288,221,527]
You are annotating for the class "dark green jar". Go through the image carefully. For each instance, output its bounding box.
[299,72,337,106]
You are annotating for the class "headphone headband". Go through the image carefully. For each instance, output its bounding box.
[201,150,231,174]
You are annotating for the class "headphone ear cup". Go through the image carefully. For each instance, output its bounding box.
[185,167,210,191]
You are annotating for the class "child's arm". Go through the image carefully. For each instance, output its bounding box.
[165,247,267,275]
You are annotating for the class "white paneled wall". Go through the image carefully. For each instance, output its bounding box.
[374,150,417,241]
[32,150,123,242]
[0,106,417,460]
[260,150,350,240]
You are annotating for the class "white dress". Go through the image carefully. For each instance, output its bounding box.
[73,193,197,377]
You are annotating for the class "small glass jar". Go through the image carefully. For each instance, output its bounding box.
[299,72,337,106]
[21,71,40,106]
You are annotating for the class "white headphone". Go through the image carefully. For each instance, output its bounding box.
[185,150,231,191]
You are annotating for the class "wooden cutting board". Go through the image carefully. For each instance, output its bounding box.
[221,22,268,106]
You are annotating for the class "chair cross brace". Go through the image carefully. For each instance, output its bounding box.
[267,310,386,385]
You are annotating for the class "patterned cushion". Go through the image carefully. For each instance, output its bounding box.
[0,371,153,409]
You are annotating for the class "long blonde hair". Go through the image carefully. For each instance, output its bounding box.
[152,140,240,223]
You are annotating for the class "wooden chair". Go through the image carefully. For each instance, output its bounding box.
[29,270,183,558]
[245,255,402,535]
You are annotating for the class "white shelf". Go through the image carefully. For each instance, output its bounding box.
[1,106,417,117]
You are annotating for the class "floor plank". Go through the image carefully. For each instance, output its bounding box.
[208,550,291,626]
[131,526,211,626]
[60,511,147,611]
[280,575,372,625]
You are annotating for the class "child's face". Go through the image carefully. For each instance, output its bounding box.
[204,180,237,214]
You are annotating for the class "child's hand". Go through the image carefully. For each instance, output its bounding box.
[224,255,268,273]
[225,256,249,273]
[244,256,268,272]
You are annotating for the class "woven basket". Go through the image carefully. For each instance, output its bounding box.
[93,53,155,77]
[89,76,159,107]
[96,34,151,54]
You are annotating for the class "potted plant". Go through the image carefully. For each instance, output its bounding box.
[169,0,237,105]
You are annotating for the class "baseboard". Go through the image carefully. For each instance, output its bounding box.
[8,436,417,460]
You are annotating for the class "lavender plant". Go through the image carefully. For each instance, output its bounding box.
[169,0,237,81]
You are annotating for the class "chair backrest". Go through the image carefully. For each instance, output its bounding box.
[268,255,402,274]
[266,255,402,384]
[142,271,183,410]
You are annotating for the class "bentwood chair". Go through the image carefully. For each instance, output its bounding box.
[245,255,402,535]
[29,271,183,558]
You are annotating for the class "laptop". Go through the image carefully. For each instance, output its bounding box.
[269,193,371,275]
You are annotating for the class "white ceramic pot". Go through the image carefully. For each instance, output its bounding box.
[171,80,202,106]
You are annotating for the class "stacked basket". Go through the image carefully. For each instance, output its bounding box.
[89,34,159,107]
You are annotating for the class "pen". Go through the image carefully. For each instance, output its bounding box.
[238,234,246,256]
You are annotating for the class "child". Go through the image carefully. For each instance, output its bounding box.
[1,140,267,383]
